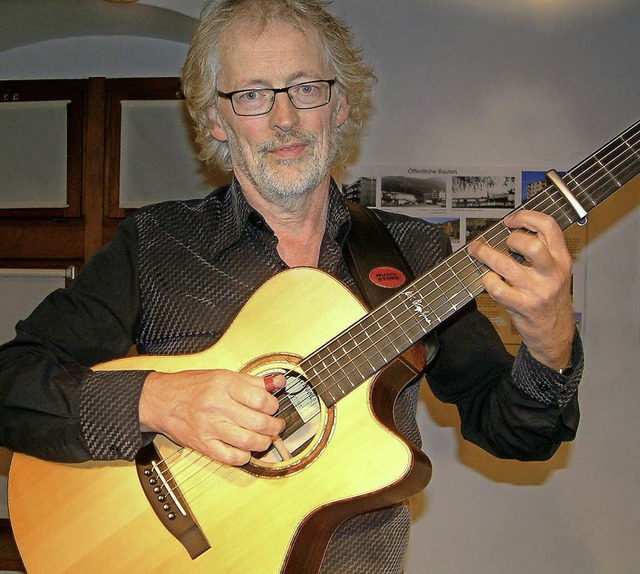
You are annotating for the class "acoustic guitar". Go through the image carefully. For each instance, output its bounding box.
[8,119,640,573]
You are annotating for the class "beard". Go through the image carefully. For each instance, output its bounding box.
[221,111,339,211]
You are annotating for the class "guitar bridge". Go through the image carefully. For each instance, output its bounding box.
[135,443,210,559]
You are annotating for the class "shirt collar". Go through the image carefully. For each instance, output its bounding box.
[224,176,352,246]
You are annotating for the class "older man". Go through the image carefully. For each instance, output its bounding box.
[1,1,581,572]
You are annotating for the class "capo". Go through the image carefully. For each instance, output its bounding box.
[546,169,588,226]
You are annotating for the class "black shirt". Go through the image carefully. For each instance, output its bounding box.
[0,179,582,573]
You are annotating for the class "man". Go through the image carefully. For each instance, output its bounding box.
[0,1,581,572]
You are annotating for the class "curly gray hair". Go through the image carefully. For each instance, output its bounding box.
[181,0,376,170]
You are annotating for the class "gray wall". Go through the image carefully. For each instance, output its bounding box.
[1,1,638,573]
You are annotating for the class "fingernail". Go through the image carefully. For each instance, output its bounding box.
[264,375,278,393]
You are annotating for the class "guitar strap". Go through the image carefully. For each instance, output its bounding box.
[344,202,439,366]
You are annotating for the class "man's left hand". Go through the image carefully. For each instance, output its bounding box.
[468,210,575,371]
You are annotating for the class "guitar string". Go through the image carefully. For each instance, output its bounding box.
[160,190,568,506]
[155,126,640,511]
[166,128,640,507]
[261,123,640,429]
[151,123,640,506]
[290,124,640,405]
[151,124,640,505]
[151,124,640,503]
[567,121,640,193]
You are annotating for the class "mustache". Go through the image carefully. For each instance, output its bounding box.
[257,130,318,154]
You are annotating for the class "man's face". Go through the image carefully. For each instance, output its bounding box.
[207,20,349,209]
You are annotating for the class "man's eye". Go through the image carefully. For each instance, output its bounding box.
[239,90,262,102]
[298,84,318,95]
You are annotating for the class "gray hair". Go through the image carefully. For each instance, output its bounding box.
[181,0,376,170]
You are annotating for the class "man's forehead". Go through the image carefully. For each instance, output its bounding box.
[217,20,330,86]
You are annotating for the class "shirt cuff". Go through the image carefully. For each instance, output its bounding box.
[511,329,584,408]
[80,369,151,460]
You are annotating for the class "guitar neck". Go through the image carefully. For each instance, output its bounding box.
[534,119,640,231]
[302,119,640,407]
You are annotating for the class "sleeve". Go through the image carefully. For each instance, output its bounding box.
[425,302,582,461]
[0,217,151,462]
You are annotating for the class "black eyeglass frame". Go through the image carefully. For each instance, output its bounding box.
[216,79,336,117]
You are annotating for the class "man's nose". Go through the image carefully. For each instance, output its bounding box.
[269,91,300,132]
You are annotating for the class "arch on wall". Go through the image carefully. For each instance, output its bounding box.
[1,0,197,53]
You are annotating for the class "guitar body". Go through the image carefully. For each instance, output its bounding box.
[8,268,432,574]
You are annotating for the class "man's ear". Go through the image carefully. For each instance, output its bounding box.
[335,92,350,128]
[206,107,229,142]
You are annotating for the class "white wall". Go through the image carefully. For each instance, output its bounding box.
[1,1,638,573]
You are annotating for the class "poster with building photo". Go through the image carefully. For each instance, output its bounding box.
[340,165,586,346]
[341,165,521,250]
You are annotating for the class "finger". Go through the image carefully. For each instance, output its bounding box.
[468,238,526,286]
[217,373,286,434]
[505,214,573,281]
[199,436,253,467]
[506,228,554,271]
[238,404,286,437]
[263,374,286,394]
[468,240,538,311]
[231,374,284,414]
[264,375,278,393]
[504,210,570,262]
[212,418,282,453]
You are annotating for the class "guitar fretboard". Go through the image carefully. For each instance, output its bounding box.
[300,119,640,407]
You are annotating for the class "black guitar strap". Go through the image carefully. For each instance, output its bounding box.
[344,202,439,366]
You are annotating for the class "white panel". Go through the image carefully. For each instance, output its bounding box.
[119,99,211,207]
[0,270,66,345]
[0,101,68,208]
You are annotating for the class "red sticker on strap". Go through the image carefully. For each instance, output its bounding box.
[368,266,406,289]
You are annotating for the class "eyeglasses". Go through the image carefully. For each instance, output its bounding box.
[217,79,336,117]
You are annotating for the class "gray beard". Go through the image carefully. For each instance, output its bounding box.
[222,114,338,211]
[251,153,328,211]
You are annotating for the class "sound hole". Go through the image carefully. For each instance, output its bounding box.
[246,367,331,475]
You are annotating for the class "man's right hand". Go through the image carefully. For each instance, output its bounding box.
[139,370,286,466]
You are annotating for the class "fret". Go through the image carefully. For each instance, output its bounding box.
[566,122,640,207]
[594,146,623,188]
[542,187,576,229]
[381,298,431,347]
[446,252,485,294]
[444,253,486,299]
[615,129,640,181]
[568,157,617,206]
[415,290,450,321]
[484,223,511,250]
[622,130,640,161]
[357,313,401,361]
[563,172,597,212]
[369,325,402,359]
[379,301,421,348]
[402,274,443,325]
[305,327,379,406]
[406,281,460,325]
[318,377,338,405]
[360,308,415,364]
[524,189,553,216]
[342,357,366,384]
[598,131,637,168]
[435,263,474,310]
[416,270,457,316]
